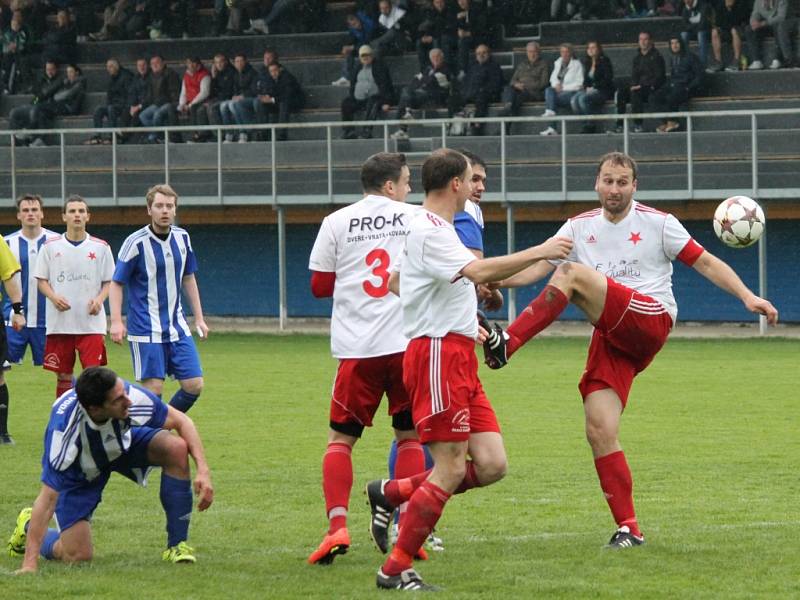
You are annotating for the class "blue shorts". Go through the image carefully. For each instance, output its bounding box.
[129,336,203,382]
[52,427,162,532]
[6,326,46,365]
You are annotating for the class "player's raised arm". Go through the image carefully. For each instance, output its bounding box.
[16,484,59,574]
[162,406,214,511]
[461,236,572,284]
[691,250,778,324]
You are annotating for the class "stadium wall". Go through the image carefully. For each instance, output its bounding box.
[74,218,797,323]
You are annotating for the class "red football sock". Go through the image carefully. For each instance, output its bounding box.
[384,469,432,507]
[453,461,481,494]
[506,285,569,357]
[382,480,450,576]
[56,377,72,399]
[394,439,426,528]
[594,450,641,537]
[322,442,352,533]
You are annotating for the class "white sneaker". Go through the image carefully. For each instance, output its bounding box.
[238,132,248,143]
[539,126,558,136]
[331,77,350,87]
[30,137,46,147]
[748,60,764,70]
[224,133,234,143]
[390,129,409,140]
[541,109,556,117]
[244,18,269,35]
[402,108,414,120]
[769,59,782,69]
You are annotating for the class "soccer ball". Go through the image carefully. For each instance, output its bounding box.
[712,196,765,249]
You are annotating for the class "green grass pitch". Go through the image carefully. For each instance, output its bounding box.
[2,334,798,599]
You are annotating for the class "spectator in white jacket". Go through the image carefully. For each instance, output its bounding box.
[540,43,584,136]
[372,0,408,57]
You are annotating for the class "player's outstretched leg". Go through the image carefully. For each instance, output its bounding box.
[308,440,353,565]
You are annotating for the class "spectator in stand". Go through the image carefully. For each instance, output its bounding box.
[332,11,377,87]
[571,41,615,134]
[14,63,84,147]
[500,41,549,135]
[178,57,211,142]
[125,1,151,39]
[242,0,313,35]
[139,54,182,144]
[746,0,796,69]
[540,43,584,136]
[451,43,503,136]
[1,10,32,93]
[85,58,135,145]
[200,53,236,143]
[707,0,750,71]
[390,47,452,140]
[454,0,488,78]
[340,44,394,139]
[372,0,408,58]
[680,0,714,66]
[652,36,704,133]
[219,52,257,143]
[89,0,134,41]
[41,8,77,65]
[252,61,304,141]
[614,31,666,133]
[8,61,60,146]
[415,0,457,72]
[126,57,150,143]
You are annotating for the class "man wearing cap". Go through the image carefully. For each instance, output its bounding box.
[340,44,395,139]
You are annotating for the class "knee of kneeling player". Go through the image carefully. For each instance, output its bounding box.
[480,456,508,485]
[62,546,93,563]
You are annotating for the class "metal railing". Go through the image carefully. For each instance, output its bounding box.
[5,107,795,332]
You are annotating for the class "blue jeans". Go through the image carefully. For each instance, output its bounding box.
[681,30,710,65]
[139,103,175,141]
[544,87,579,130]
[570,89,608,115]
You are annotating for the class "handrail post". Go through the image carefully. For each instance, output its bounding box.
[277,205,287,331]
[60,132,66,201]
[271,127,277,204]
[506,202,516,323]
[217,128,223,204]
[751,113,767,335]
[112,130,118,204]
[686,114,693,197]
[10,134,16,202]
[164,128,170,185]
[327,125,333,202]
[560,117,567,200]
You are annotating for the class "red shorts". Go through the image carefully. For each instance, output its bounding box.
[579,277,672,408]
[43,334,107,374]
[404,334,500,444]
[330,352,410,430]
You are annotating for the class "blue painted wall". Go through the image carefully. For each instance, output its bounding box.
[89,219,798,323]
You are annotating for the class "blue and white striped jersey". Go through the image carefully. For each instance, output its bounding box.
[42,381,168,490]
[454,199,484,252]
[3,229,58,328]
[112,226,198,343]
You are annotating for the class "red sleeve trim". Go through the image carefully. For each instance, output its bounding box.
[310,270,336,298]
[676,239,704,266]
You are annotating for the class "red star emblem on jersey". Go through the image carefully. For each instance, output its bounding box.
[88,252,97,260]
[628,232,642,245]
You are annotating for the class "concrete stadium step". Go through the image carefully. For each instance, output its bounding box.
[536,17,684,45]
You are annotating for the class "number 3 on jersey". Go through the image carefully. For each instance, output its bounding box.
[363,249,391,298]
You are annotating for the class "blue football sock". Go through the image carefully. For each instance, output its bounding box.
[388,439,398,479]
[423,445,434,471]
[169,389,199,413]
[40,528,59,560]
[160,473,193,547]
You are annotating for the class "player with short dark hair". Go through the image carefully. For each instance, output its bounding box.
[109,183,208,412]
[7,366,214,571]
[35,196,114,399]
[489,151,778,548]
[306,152,427,566]
[366,148,572,590]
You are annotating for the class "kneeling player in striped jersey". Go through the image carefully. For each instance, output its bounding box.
[7,366,214,571]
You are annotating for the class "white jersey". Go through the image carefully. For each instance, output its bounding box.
[3,228,58,328]
[399,209,478,339]
[308,194,419,358]
[553,201,703,323]
[34,234,115,335]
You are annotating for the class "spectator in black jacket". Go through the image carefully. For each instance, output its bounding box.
[680,0,714,65]
[340,44,394,139]
[455,0,489,77]
[219,53,257,143]
[614,31,666,133]
[390,47,452,140]
[450,43,503,136]
[2,10,34,93]
[200,53,236,142]
[86,59,134,145]
[416,0,458,72]
[41,9,77,65]
[126,57,150,142]
[708,0,749,71]
[253,61,305,141]
[9,60,61,146]
[20,63,85,147]
[653,36,704,132]
[571,41,615,133]
[139,54,181,143]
